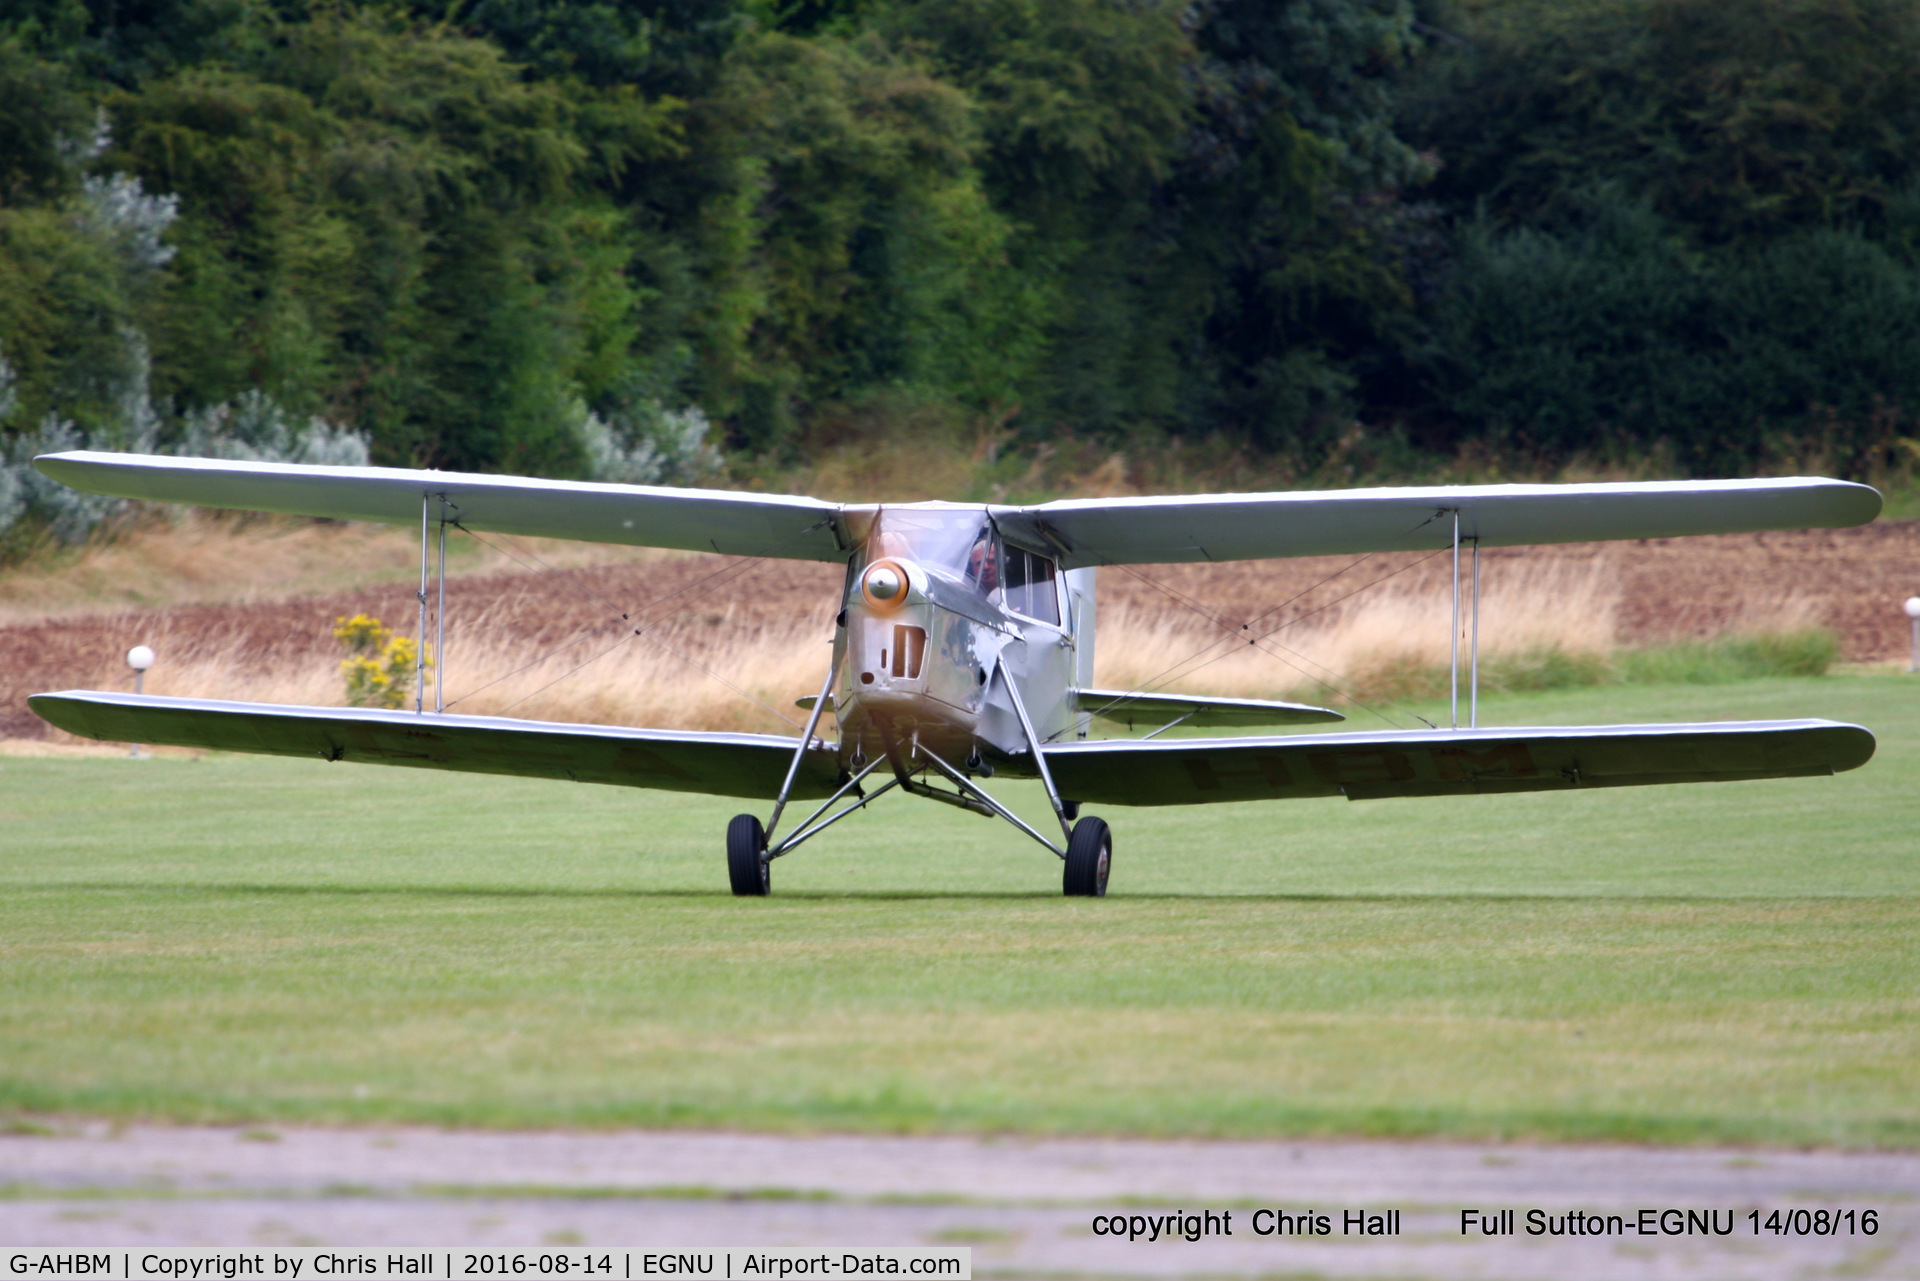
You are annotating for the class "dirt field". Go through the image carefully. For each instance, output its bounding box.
[8,520,1920,739]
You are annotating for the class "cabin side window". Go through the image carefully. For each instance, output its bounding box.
[1003,545,1059,624]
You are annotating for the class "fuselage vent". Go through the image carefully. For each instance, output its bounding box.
[892,624,928,679]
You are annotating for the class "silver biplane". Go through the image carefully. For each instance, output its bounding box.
[28,451,1881,896]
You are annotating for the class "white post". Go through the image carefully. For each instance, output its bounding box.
[417,492,429,714]
[1470,540,1481,729]
[436,502,447,714]
[129,668,144,758]
[1906,596,1920,671]
[1450,510,1460,730]
[126,646,154,758]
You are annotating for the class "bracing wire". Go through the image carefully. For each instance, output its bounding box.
[438,529,776,715]
[1080,558,1393,722]
[440,624,622,708]
[454,523,778,631]
[438,517,837,731]
[1082,543,1454,731]
[1259,549,1448,638]
[498,634,639,714]
[429,498,1458,740]
[1232,551,1380,634]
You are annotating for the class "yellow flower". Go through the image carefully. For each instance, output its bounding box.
[334,615,430,709]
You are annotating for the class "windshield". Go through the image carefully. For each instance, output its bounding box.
[857,507,1059,621]
[866,508,993,583]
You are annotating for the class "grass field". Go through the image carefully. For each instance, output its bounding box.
[2,676,1917,1146]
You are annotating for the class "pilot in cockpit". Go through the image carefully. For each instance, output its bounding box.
[965,527,1000,596]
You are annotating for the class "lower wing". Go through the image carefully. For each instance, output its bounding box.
[30,692,840,800]
[1044,721,1874,805]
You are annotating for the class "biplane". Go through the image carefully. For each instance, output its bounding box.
[28,451,1881,896]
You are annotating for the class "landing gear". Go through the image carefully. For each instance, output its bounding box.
[727,813,770,896]
[1062,816,1112,897]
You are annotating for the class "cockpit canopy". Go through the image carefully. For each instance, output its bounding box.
[858,507,1059,624]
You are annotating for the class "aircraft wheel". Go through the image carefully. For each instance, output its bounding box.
[727,814,770,897]
[1062,816,1112,897]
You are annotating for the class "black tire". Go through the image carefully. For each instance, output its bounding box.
[1062,816,1111,897]
[727,814,770,896]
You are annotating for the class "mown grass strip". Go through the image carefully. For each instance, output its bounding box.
[0,677,1912,1145]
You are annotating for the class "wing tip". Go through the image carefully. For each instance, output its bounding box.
[29,452,88,485]
[1830,722,1877,772]
[1848,480,1885,526]
[26,691,100,739]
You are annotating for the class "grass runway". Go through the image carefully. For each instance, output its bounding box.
[2,676,1916,1145]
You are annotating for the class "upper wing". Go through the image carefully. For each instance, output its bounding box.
[1043,720,1874,805]
[993,478,1881,567]
[39,453,1881,567]
[33,451,850,561]
[1072,688,1344,728]
[30,691,840,800]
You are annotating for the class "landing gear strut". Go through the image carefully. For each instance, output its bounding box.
[726,651,1115,897]
[727,813,770,896]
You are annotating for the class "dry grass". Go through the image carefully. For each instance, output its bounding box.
[1092,557,1823,707]
[19,533,1843,741]
[48,553,1835,737]
[430,610,830,733]
[145,556,1822,729]
[60,604,832,737]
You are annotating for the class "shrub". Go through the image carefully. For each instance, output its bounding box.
[333,614,429,709]
[1485,645,1612,692]
[1619,629,1839,684]
[0,345,371,552]
[1304,629,1838,708]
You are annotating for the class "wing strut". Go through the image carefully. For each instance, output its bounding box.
[1444,509,1484,731]
[996,656,1075,844]
[436,497,449,713]
[766,650,841,844]
[1450,509,1459,729]
[416,491,429,714]
[1471,536,1481,729]
[408,488,455,715]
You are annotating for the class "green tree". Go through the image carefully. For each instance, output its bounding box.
[1,0,1440,477]
[105,7,679,472]
[1407,0,1920,243]
[691,27,1038,450]
[1423,190,1920,473]
[879,0,1430,453]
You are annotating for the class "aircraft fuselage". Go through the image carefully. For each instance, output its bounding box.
[829,505,1095,777]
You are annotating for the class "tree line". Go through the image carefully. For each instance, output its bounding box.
[4,0,1920,514]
